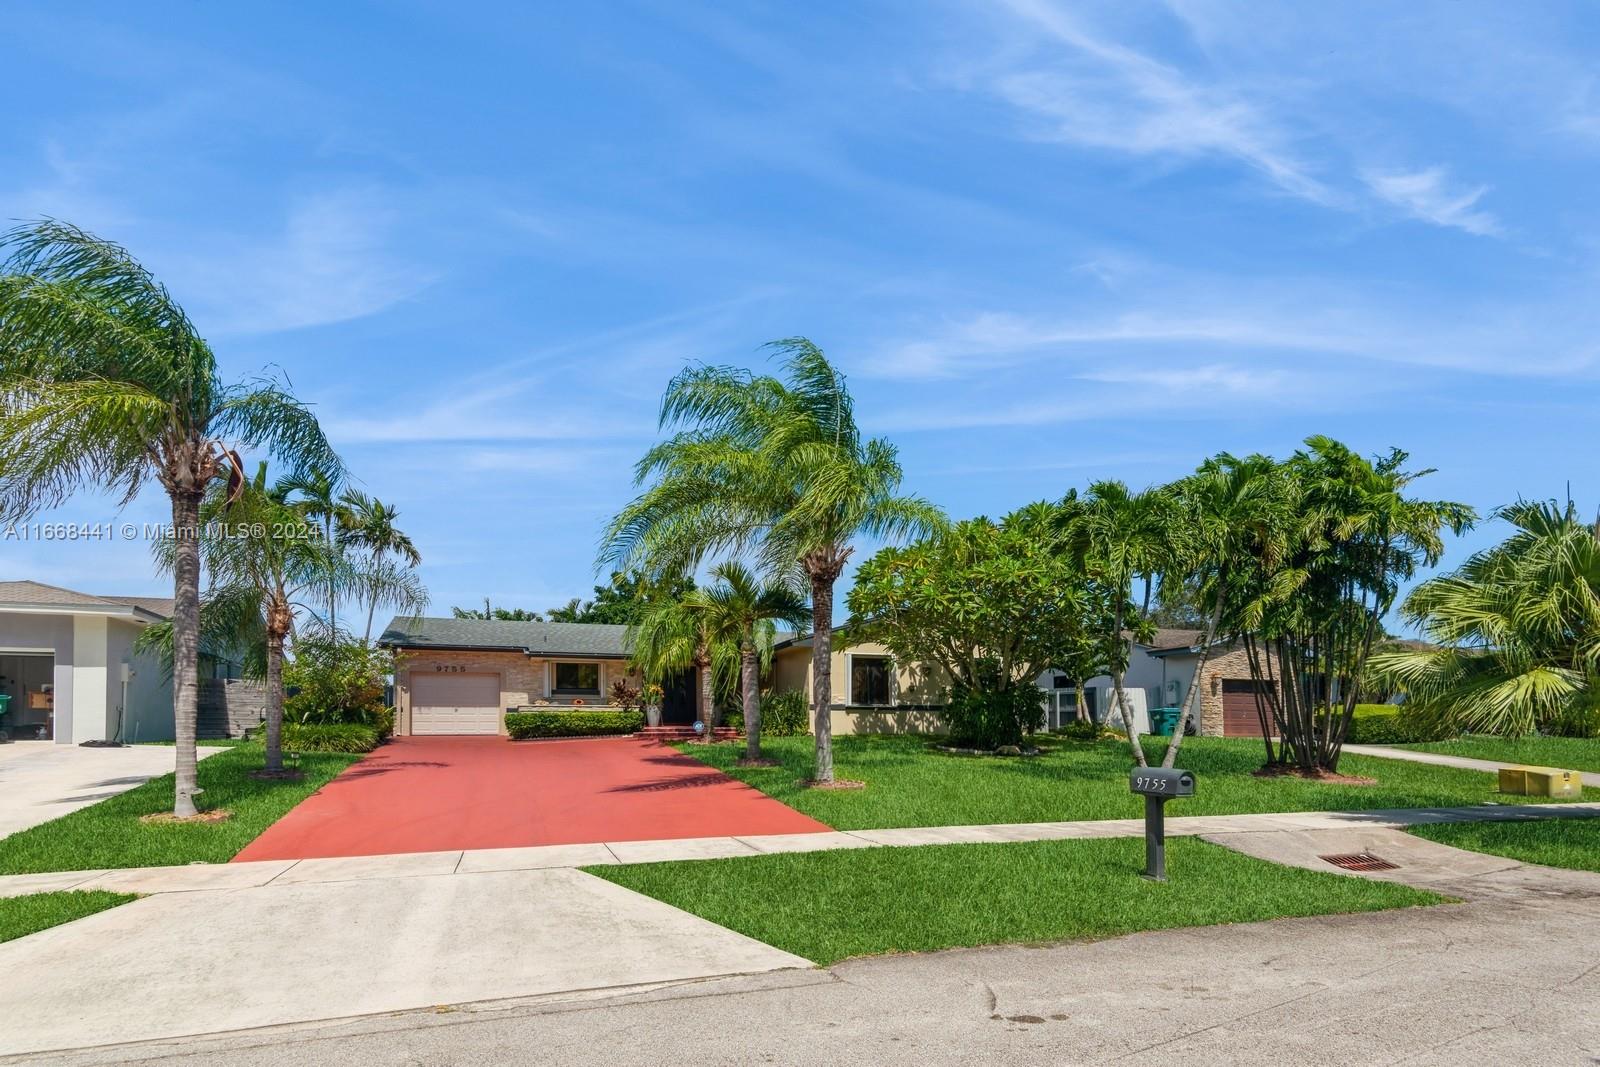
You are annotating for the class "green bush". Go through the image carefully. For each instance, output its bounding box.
[282,721,382,753]
[1345,703,1453,744]
[286,637,392,726]
[761,690,811,736]
[941,686,1045,749]
[1057,718,1114,742]
[505,709,644,739]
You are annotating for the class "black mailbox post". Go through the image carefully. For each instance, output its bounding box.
[1129,768,1195,881]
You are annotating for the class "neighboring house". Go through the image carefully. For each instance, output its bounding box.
[0,581,175,744]
[1037,628,1281,738]
[376,615,948,737]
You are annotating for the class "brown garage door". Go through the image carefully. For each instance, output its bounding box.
[410,673,501,735]
[1220,678,1274,738]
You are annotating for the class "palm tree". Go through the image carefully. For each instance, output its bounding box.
[338,489,423,645]
[0,221,341,817]
[603,338,945,783]
[684,562,811,762]
[1062,481,1175,767]
[1160,454,1294,767]
[276,469,346,633]
[628,589,719,735]
[1372,500,1600,738]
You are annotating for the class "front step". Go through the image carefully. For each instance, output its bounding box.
[637,726,741,742]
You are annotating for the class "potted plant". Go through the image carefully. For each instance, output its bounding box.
[640,682,664,727]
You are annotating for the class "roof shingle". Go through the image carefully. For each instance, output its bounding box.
[378,616,631,658]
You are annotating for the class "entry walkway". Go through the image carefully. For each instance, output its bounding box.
[8,800,1598,900]
[1344,743,1600,788]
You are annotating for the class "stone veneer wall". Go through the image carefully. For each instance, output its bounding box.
[1193,644,1275,735]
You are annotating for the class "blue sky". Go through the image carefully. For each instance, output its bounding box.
[5,1,1600,621]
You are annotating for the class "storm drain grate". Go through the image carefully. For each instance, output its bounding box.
[1319,852,1400,872]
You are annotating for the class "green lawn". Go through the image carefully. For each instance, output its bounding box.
[0,890,138,943]
[588,837,1443,964]
[0,742,358,875]
[1397,736,1600,773]
[1410,818,1600,873]
[683,735,1591,831]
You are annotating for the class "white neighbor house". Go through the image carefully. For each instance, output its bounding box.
[0,581,179,744]
[1036,628,1207,736]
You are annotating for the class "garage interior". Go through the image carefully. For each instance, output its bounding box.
[0,653,55,740]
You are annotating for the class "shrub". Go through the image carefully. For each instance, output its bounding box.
[941,686,1044,749]
[1345,703,1454,744]
[1057,718,1114,742]
[282,721,382,753]
[609,678,641,713]
[760,690,811,737]
[285,637,392,726]
[505,709,644,739]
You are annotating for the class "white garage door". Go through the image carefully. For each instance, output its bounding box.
[410,673,502,735]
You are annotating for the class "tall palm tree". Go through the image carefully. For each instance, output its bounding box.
[1373,500,1600,738]
[603,338,945,783]
[0,221,341,816]
[276,469,347,633]
[1062,481,1174,767]
[338,489,423,645]
[684,562,811,761]
[1160,454,1294,766]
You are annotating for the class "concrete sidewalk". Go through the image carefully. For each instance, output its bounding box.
[0,742,219,839]
[1345,743,1600,787]
[5,800,1598,900]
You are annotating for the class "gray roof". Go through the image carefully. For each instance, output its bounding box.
[0,581,171,620]
[378,616,631,658]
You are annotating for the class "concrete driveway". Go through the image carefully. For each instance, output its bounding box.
[233,736,830,861]
[0,742,216,839]
[0,863,809,1058]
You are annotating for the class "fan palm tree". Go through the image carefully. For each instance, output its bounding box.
[1372,500,1600,738]
[0,220,342,816]
[683,562,811,761]
[338,489,423,645]
[602,338,945,783]
[1061,481,1175,767]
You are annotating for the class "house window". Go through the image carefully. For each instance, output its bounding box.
[554,662,600,695]
[850,656,892,706]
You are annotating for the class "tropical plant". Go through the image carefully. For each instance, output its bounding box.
[452,601,542,621]
[547,570,696,624]
[283,633,396,727]
[626,590,720,734]
[338,489,423,645]
[1060,481,1175,767]
[0,220,341,816]
[276,469,346,631]
[602,338,945,783]
[1220,438,1473,773]
[682,562,810,761]
[1372,500,1600,738]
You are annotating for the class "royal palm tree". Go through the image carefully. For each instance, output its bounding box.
[603,339,945,783]
[1061,481,1174,767]
[684,562,811,762]
[1372,500,1600,738]
[0,221,341,817]
[338,489,423,645]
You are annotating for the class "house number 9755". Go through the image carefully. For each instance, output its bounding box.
[434,665,468,673]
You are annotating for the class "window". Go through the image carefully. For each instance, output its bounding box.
[850,656,892,706]
[554,662,600,694]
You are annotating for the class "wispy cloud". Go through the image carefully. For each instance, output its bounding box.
[974,0,1334,204]
[1362,166,1501,236]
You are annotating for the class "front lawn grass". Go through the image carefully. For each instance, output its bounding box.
[1410,818,1600,873]
[1397,736,1600,773]
[683,735,1591,831]
[0,890,138,943]
[588,837,1443,964]
[0,742,359,875]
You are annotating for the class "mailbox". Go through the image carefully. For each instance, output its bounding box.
[1130,768,1195,798]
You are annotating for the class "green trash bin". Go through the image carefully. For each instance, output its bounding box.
[1149,706,1181,736]
[0,693,11,741]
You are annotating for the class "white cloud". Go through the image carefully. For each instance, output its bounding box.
[974,0,1334,205]
[1362,167,1502,236]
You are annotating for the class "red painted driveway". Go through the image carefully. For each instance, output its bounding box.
[232,736,830,861]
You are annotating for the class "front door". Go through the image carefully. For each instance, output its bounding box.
[659,669,696,725]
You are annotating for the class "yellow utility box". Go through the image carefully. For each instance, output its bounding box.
[1498,765,1582,799]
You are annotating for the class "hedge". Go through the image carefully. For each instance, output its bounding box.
[1345,703,1452,744]
[505,709,644,739]
[282,721,383,753]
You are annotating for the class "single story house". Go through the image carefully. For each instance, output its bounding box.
[376,615,945,737]
[0,580,176,744]
[1037,628,1279,738]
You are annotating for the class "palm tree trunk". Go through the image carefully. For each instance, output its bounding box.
[170,489,204,818]
[697,646,713,735]
[1162,589,1224,768]
[263,625,286,774]
[741,642,761,761]
[1109,597,1148,768]
[1075,679,1086,721]
[364,593,378,647]
[809,575,835,784]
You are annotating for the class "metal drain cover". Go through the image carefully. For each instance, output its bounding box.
[1319,852,1400,872]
